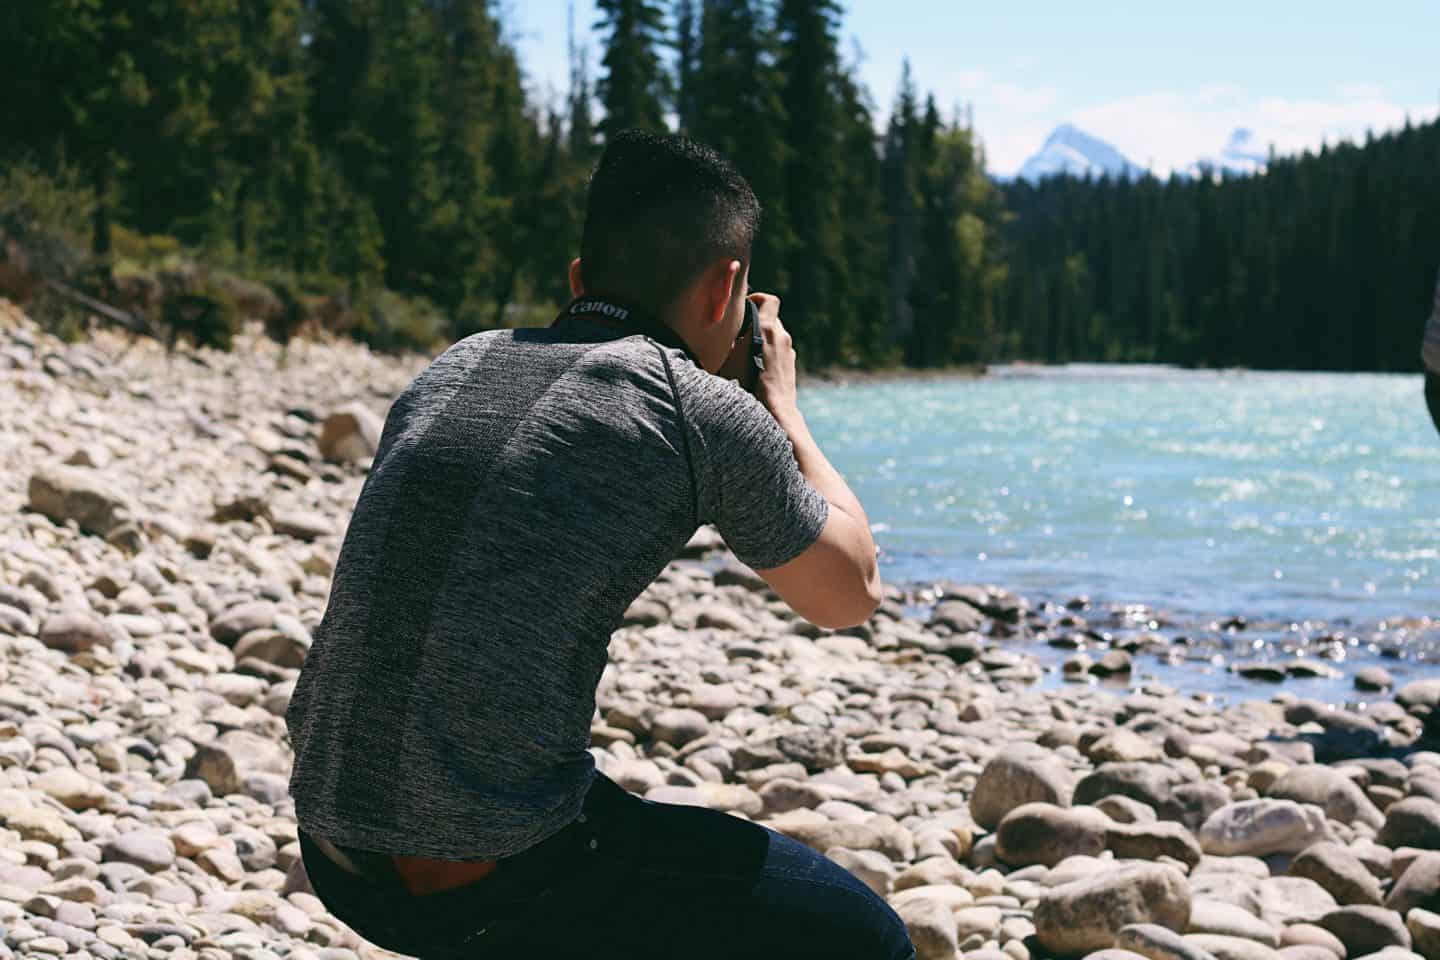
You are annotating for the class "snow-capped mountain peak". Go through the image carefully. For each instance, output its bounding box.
[1223,128,1266,163]
[1190,127,1270,177]
[1010,125,1275,184]
[1015,123,1148,184]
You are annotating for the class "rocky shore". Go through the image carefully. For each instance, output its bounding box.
[3,302,1440,960]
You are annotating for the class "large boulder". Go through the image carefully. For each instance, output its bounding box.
[650,708,709,748]
[971,752,1077,830]
[1108,821,1204,869]
[1088,730,1163,764]
[1291,842,1385,906]
[101,831,176,873]
[895,896,959,960]
[1380,799,1440,851]
[318,403,383,463]
[996,803,1110,868]
[1269,766,1385,830]
[825,847,895,897]
[765,810,913,862]
[209,600,279,646]
[1035,864,1191,956]
[1389,852,1440,916]
[28,465,131,537]
[39,612,112,654]
[775,729,845,772]
[184,729,291,796]
[1319,906,1413,957]
[1076,763,1186,820]
[929,600,985,633]
[1199,800,1331,857]
[1175,782,1233,832]
[233,629,309,669]
[31,768,113,812]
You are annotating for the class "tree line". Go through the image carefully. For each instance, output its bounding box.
[2,1,1435,370]
[997,118,1440,371]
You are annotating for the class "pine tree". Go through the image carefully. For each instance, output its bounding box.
[423,0,504,321]
[594,0,671,136]
[775,0,846,365]
[194,0,313,264]
[883,61,921,356]
[307,0,470,306]
[831,51,890,364]
[568,4,598,160]
[4,1,159,256]
[673,0,700,135]
[689,0,793,297]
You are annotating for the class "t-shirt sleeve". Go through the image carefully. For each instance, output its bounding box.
[674,361,830,570]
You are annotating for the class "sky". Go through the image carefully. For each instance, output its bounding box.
[509,1,1440,178]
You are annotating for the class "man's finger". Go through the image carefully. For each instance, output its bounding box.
[759,315,786,344]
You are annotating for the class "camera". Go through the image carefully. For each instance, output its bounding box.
[744,300,765,374]
[728,299,765,392]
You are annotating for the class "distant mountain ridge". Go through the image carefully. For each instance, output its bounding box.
[1189,127,1269,177]
[1015,124,1147,183]
[1012,124,1272,183]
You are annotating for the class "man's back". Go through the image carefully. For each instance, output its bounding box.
[286,317,827,860]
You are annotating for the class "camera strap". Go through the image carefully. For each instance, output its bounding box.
[554,296,699,365]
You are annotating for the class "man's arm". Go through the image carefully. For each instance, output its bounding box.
[747,294,882,629]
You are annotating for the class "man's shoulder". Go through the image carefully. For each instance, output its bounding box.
[665,350,739,401]
[668,360,789,464]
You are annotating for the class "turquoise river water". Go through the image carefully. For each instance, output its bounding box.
[799,367,1439,700]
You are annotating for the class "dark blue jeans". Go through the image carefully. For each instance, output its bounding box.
[299,771,916,959]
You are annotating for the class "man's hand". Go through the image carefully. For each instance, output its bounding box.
[748,293,799,421]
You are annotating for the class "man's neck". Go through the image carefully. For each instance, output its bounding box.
[561,296,702,366]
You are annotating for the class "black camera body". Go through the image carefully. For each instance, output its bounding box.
[742,299,765,379]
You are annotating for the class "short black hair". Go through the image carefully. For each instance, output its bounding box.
[580,130,761,318]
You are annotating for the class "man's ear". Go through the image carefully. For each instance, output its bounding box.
[568,258,584,298]
[704,259,742,330]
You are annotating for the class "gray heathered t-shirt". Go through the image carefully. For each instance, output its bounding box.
[285,317,830,860]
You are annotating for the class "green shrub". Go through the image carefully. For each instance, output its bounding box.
[111,226,182,265]
[0,162,91,302]
[0,162,93,239]
[159,272,241,352]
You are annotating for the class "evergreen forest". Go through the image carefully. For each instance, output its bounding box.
[3,0,1436,370]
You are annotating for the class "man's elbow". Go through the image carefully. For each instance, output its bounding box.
[857,563,884,623]
[808,571,882,631]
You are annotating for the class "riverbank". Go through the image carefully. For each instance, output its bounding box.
[4,305,1440,960]
[803,362,988,386]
